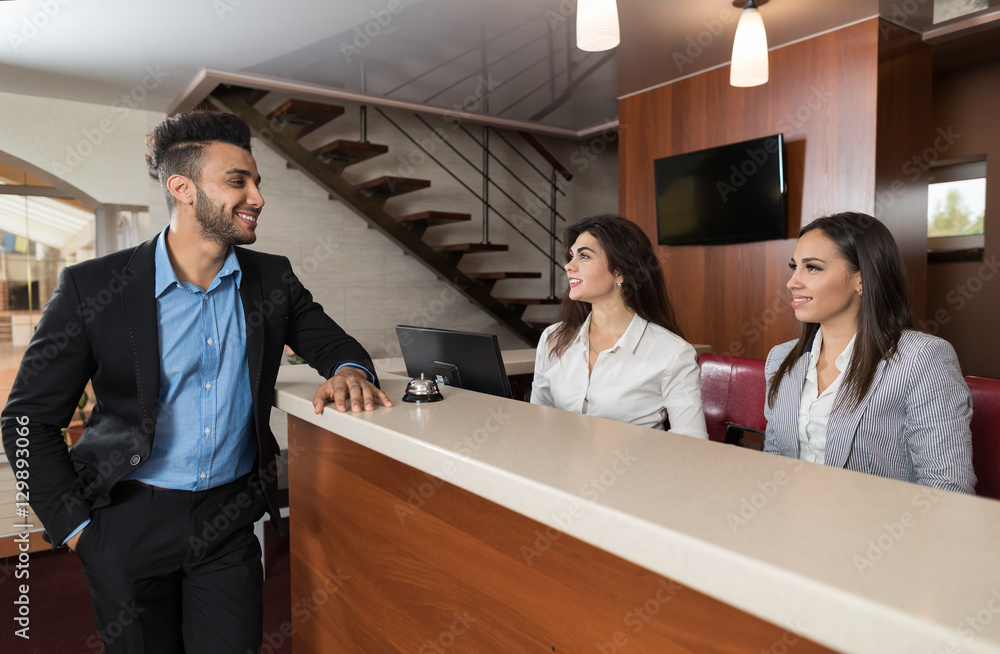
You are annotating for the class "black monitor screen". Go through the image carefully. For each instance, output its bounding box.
[655,134,787,246]
[395,325,513,399]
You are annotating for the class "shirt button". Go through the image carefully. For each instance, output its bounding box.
[199,472,206,480]
[204,428,211,435]
[205,382,212,389]
[207,338,213,345]
[203,295,209,302]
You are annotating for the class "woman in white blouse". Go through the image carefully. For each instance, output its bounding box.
[764,212,976,493]
[530,215,708,439]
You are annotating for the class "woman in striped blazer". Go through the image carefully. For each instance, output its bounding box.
[763,212,976,494]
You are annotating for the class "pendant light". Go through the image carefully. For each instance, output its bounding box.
[577,0,620,52]
[730,0,770,87]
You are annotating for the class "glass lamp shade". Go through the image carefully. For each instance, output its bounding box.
[730,3,769,87]
[577,0,620,52]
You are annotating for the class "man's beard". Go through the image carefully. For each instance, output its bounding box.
[194,186,256,247]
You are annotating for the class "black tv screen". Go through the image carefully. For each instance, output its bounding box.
[655,134,787,245]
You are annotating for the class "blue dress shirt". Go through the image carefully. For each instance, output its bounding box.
[122,229,256,490]
[64,229,373,543]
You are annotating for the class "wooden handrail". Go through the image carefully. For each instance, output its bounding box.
[517,131,573,182]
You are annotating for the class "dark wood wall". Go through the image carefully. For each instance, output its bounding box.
[619,18,931,358]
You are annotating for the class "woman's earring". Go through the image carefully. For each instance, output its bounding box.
[858,289,863,296]
[616,281,623,287]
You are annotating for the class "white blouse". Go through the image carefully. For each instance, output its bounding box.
[797,328,856,463]
[530,313,709,438]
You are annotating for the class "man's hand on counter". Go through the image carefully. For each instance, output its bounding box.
[312,366,393,414]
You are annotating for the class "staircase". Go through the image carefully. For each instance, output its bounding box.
[209,86,563,345]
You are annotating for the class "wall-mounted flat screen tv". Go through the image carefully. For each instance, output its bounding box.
[655,134,787,246]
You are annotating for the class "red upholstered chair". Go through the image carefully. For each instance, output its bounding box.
[967,376,1000,500]
[698,354,768,447]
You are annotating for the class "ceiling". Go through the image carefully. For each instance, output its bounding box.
[0,0,998,133]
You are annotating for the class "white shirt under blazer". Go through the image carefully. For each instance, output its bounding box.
[531,313,709,439]
[764,329,976,494]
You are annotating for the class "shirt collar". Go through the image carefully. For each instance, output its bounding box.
[807,327,857,373]
[572,312,647,355]
[154,228,242,298]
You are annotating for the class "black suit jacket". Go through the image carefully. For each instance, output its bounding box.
[1,236,377,547]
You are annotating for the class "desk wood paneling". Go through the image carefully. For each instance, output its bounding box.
[287,415,835,653]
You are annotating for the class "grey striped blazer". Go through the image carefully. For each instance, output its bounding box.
[764,330,976,494]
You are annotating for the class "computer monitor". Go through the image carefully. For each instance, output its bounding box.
[395,325,513,399]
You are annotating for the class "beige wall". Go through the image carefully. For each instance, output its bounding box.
[0,90,619,359]
[927,59,1000,378]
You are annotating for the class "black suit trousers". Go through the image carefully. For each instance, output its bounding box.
[74,475,267,654]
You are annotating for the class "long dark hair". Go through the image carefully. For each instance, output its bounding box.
[548,215,683,357]
[766,212,914,410]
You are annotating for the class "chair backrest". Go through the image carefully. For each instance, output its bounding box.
[699,354,767,444]
[967,375,1000,500]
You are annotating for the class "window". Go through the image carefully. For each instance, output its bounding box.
[934,0,989,24]
[928,159,986,262]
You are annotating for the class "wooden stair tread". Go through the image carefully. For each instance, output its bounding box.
[495,297,562,305]
[312,140,388,165]
[466,272,542,280]
[355,176,431,198]
[397,211,471,225]
[436,243,509,253]
[267,99,345,138]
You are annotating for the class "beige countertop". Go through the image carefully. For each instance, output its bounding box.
[274,364,1000,654]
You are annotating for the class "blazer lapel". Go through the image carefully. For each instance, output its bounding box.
[236,252,264,403]
[121,240,160,434]
[775,352,808,457]
[824,359,889,468]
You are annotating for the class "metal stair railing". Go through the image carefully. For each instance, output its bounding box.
[374,107,568,277]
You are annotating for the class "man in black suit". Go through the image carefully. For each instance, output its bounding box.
[1,111,391,652]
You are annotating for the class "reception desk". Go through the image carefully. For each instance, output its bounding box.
[274,365,1000,654]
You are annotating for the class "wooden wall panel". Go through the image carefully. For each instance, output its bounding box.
[620,18,931,358]
[874,23,933,320]
[287,416,837,653]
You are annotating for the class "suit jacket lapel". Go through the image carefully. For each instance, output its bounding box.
[776,352,808,458]
[236,251,264,404]
[824,359,889,468]
[121,239,160,434]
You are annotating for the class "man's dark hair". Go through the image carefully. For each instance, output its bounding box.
[145,111,253,211]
